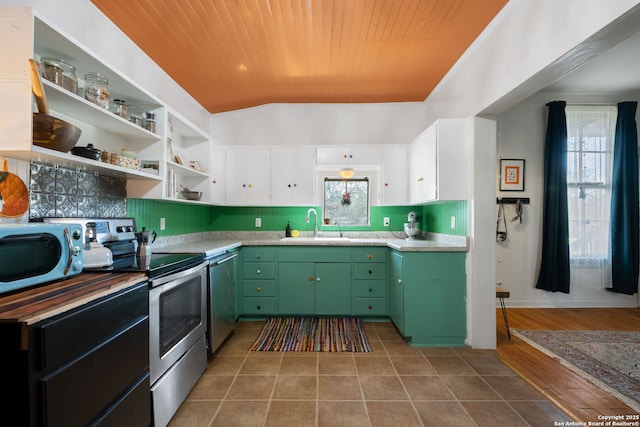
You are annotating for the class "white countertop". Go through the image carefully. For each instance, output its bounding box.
[153,232,469,257]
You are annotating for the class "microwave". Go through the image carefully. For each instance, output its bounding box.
[0,223,83,295]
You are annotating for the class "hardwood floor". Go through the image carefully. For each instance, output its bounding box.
[495,308,640,422]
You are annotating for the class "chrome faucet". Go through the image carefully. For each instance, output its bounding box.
[334,220,343,237]
[306,208,319,237]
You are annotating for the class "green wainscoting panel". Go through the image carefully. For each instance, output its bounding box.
[421,201,467,236]
[127,199,213,236]
[211,206,318,232]
[210,205,418,232]
[126,199,468,237]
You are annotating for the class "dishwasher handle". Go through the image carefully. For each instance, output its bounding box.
[209,253,238,266]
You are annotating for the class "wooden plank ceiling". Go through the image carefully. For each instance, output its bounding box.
[90,0,507,113]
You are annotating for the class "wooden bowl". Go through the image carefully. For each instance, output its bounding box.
[32,112,82,153]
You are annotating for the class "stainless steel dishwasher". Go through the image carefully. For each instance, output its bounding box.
[207,252,238,355]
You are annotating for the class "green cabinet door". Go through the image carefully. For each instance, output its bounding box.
[278,263,315,314]
[278,262,351,315]
[315,263,351,315]
[388,251,404,333]
[402,251,466,346]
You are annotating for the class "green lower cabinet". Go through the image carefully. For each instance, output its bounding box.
[278,262,352,315]
[389,250,466,347]
[388,251,404,332]
[240,247,278,316]
[244,297,277,314]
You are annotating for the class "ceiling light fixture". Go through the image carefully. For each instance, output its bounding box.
[340,167,354,179]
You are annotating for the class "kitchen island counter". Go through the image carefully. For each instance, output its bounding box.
[0,272,148,325]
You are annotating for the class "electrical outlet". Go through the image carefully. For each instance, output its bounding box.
[383,217,390,227]
[450,216,456,229]
[255,217,262,227]
[160,218,166,230]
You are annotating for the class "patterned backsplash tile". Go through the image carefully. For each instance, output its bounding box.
[29,162,127,219]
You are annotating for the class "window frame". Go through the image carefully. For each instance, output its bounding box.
[315,166,380,227]
[565,105,616,264]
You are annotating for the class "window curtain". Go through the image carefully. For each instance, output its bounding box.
[536,101,571,293]
[609,101,639,295]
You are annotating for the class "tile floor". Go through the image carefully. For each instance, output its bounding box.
[168,321,573,427]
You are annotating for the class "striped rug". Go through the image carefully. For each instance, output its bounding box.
[249,317,371,352]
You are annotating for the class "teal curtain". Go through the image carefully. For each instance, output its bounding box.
[536,101,570,293]
[609,101,639,295]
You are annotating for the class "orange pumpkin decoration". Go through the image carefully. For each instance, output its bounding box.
[0,162,30,218]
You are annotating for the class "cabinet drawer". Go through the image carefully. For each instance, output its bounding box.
[278,247,351,262]
[353,298,387,315]
[243,280,276,297]
[352,247,387,263]
[32,281,148,373]
[94,373,150,427]
[354,263,387,280]
[243,247,276,262]
[244,297,277,314]
[243,262,276,279]
[353,280,387,298]
[41,317,149,427]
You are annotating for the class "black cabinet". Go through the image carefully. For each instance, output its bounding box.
[0,281,150,427]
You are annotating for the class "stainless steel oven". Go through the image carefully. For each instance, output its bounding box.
[148,260,208,427]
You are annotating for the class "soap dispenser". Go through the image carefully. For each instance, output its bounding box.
[285,221,292,237]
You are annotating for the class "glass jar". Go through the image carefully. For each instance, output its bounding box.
[128,104,143,127]
[112,99,128,119]
[84,72,110,109]
[41,57,78,94]
[144,111,157,133]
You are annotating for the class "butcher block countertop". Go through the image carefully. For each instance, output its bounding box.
[0,272,148,325]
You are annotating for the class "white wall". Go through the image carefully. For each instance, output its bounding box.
[495,90,640,307]
[424,0,640,122]
[209,102,428,146]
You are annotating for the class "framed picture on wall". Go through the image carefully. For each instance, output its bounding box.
[500,159,525,191]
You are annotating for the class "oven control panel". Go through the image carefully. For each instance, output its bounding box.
[44,218,137,244]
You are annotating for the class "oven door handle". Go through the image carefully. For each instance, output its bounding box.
[149,261,208,288]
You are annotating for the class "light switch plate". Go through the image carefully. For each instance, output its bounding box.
[383,217,390,227]
[255,218,262,227]
[160,218,166,230]
[450,216,456,229]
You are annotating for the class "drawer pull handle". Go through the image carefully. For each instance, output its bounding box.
[368,254,373,259]
[256,269,261,274]
[397,279,403,284]
[256,287,262,292]
[257,305,261,310]
[369,270,372,274]
[309,276,314,282]
[256,255,261,259]
[316,277,321,282]
[368,305,373,310]
[368,288,373,292]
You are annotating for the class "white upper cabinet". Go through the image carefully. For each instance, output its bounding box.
[316,147,382,166]
[209,144,226,205]
[381,145,409,206]
[225,147,271,206]
[409,119,469,204]
[270,147,316,206]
